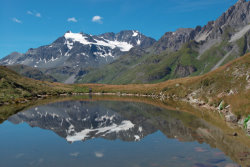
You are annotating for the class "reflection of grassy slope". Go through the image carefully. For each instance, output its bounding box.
[0,105,27,124]
[117,99,250,167]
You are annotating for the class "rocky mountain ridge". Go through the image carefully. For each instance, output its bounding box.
[153,0,250,53]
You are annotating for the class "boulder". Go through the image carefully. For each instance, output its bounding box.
[247,120,250,135]
[225,113,238,122]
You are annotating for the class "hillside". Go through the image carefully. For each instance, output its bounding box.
[7,64,57,82]
[82,53,250,117]
[0,66,73,104]
[1,53,249,117]
[78,34,250,84]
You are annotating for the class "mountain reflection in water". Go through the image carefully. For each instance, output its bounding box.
[8,100,203,143]
[0,99,249,167]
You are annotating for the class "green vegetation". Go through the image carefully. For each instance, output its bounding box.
[78,40,242,84]
[7,64,57,82]
[0,66,74,104]
[72,85,89,93]
[244,115,250,129]
[237,35,248,56]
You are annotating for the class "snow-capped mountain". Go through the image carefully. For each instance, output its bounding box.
[0,30,155,69]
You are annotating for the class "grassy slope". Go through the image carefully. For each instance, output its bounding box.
[78,30,249,84]
[82,53,250,116]
[1,53,249,116]
[77,42,232,84]
[77,43,198,84]
[7,64,57,82]
[0,66,74,104]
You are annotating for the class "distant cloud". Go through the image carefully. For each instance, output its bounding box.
[38,158,44,163]
[94,152,104,158]
[27,10,42,18]
[92,15,103,23]
[194,147,207,152]
[15,153,24,158]
[12,18,22,23]
[70,152,80,157]
[67,17,78,22]
[27,11,33,15]
[35,13,41,17]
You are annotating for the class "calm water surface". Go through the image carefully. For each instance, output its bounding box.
[0,100,247,167]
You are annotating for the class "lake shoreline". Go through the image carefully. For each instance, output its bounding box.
[1,93,249,136]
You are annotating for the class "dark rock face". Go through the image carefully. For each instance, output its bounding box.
[174,64,197,78]
[153,28,199,52]
[148,67,172,81]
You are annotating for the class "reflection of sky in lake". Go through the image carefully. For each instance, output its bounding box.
[0,100,241,167]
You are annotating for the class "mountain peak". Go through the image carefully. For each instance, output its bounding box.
[152,0,250,53]
[237,0,246,4]
[0,30,155,72]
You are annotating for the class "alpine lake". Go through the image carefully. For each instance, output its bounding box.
[0,95,249,167]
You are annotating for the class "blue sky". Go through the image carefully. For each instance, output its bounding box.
[0,0,238,58]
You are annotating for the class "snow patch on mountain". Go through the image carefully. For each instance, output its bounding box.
[137,39,141,45]
[64,32,133,52]
[132,30,139,37]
